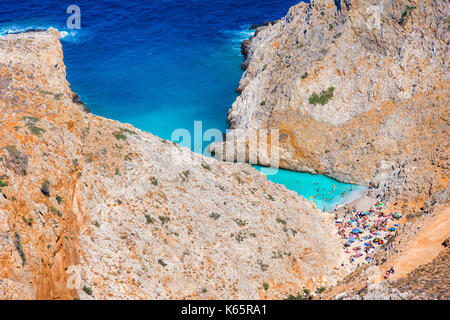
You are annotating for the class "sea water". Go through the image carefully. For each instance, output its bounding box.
[0,0,365,210]
[254,167,367,211]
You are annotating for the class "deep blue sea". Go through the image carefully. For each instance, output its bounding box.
[0,0,365,210]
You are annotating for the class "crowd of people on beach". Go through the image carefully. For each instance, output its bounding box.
[334,203,402,267]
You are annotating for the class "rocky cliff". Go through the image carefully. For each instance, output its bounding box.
[213,0,449,215]
[211,0,449,299]
[0,29,345,299]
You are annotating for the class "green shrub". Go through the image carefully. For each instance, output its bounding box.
[271,251,283,259]
[150,177,158,186]
[113,128,137,141]
[263,283,269,291]
[56,195,62,204]
[25,122,45,136]
[40,179,51,197]
[119,128,137,135]
[316,287,326,294]
[284,293,306,300]
[257,259,268,272]
[158,216,170,225]
[233,218,248,227]
[399,6,416,26]
[158,259,167,267]
[182,170,190,178]
[23,217,33,226]
[0,176,8,187]
[82,285,93,295]
[14,232,26,265]
[301,72,308,79]
[209,212,220,220]
[113,131,127,141]
[308,87,335,105]
[145,214,154,224]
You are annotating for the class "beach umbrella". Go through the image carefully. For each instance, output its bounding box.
[352,228,360,234]
[344,240,353,247]
[389,227,396,232]
[349,238,355,242]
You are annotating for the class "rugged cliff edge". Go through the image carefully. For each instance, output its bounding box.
[212,0,449,215]
[212,0,449,299]
[0,29,346,299]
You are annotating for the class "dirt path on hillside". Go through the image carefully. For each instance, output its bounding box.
[386,205,450,280]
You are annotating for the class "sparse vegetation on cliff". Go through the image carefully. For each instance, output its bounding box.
[23,116,45,136]
[308,87,335,106]
[158,259,167,267]
[209,212,220,220]
[4,145,28,175]
[0,175,8,187]
[399,6,416,26]
[113,128,137,141]
[113,131,127,141]
[82,285,93,295]
[284,292,306,300]
[40,179,51,197]
[14,232,26,265]
[145,214,154,224]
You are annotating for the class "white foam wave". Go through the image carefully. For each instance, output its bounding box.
[222,25,256,53]
[0,24,88,43]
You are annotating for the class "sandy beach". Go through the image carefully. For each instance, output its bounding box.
[329,192,404,270]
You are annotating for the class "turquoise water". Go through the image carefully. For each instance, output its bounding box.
[254,166,367,211]
[1,0,365,210]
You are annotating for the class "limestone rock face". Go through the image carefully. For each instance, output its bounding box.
[0,29,344,299]
[214,0,449,213]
